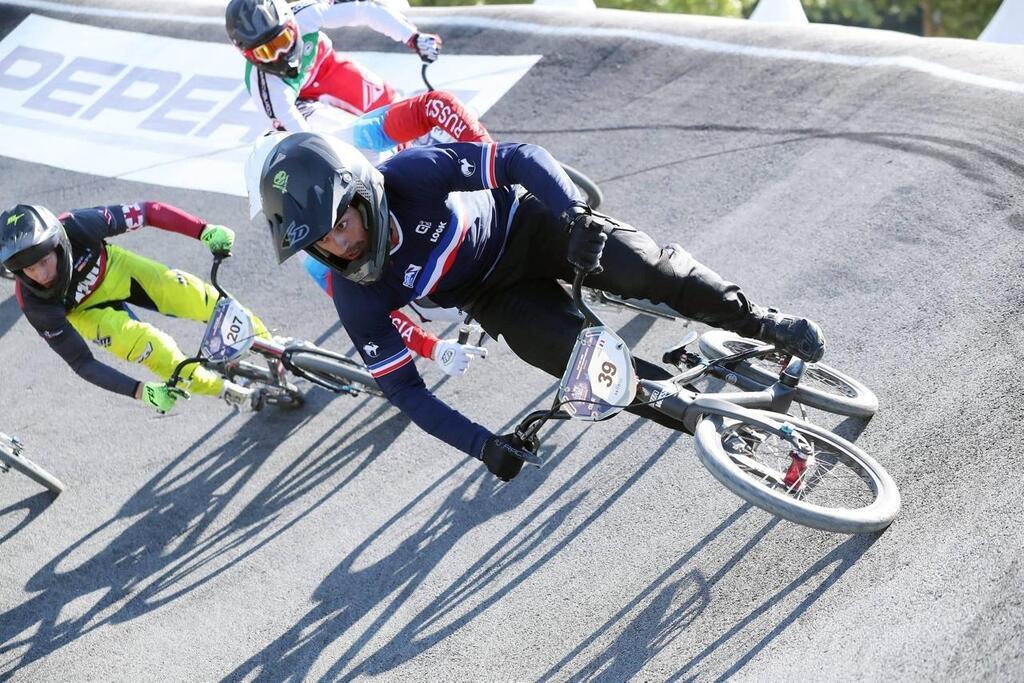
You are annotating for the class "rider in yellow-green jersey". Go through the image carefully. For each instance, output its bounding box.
[0,202,270,414]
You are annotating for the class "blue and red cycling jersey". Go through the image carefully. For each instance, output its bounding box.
[329,141,584,457]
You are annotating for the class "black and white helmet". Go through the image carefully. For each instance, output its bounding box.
[225,0,301,79]
[258,132,391,284]
[0,204,72,300]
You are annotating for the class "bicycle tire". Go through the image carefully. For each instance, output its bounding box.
[288,351,383,396]
[223,359,275,384]
[560,163,604,210]
[694,411,899,533]
[698,330,878,417]
[0,448,65,494]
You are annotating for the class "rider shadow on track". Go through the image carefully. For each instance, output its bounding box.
[216,314,673,679]
[0,492,53,547]
[0,392,412,677]
[223,397,684,680]
[540,509,880,681]
[0,292,21,341]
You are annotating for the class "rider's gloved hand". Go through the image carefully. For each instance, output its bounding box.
[563,204,608,275]
[407,32,442,63]
[138,382,190,414]
[200,224,235,256]
[477,433,533,482]
[433,339,488,377]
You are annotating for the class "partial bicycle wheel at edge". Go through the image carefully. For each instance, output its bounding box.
[694,412,899,533]
[559,163,604,210]
[698,330,878,417]
[0,449,65,494]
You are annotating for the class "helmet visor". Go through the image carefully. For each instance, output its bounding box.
[245,23,297,64]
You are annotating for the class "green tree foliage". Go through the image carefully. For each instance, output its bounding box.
[803,0,1001,37]
[408,0,1002,38]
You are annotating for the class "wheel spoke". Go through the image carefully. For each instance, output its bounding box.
[721,423,876,509]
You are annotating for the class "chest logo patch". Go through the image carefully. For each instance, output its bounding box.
[403,264,422,289]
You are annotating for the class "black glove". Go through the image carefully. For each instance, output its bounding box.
[478,433,534,482]
[563,204,608,274]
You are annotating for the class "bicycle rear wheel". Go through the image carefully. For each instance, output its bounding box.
[698,331,878,417]
[694,411,899,533]
[0,447,65,494]
[560,163,604,210]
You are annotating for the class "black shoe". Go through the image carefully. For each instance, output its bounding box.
[748,306,826,363]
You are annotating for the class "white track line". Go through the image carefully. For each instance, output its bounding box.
[1,0,1021,94]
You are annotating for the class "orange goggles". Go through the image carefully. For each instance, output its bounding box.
[246,24,297,64]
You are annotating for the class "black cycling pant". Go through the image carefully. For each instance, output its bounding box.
[464,195,753,428]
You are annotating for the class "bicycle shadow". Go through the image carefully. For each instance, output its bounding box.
[343,427,688,681]
[224,400,683,680]
[541,512,878,681]
[0,492,53,547]
[0,391,406,676]
[671,531,879,682]
[540,505,767,681]
[832,415,871,444]
[0,291,20,341]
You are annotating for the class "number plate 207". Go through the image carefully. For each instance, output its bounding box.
[200,297,255,363]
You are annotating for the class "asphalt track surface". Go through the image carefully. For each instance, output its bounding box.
[1,3,1023,681]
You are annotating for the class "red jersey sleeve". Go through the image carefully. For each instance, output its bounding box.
[389,310,438,359]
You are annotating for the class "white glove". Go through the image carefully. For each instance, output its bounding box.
[433,339,487,377]
[409,32,442,63]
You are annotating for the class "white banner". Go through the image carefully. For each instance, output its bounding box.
[0,14,540,196]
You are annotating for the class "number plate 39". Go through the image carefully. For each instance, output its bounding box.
[559,326,637,421]
[200,297,255,363]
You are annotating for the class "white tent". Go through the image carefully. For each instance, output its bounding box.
[979,0,1024,44]
[750,0,809,24]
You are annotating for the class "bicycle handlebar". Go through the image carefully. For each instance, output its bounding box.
[571,269,605,328]
[209,252,231,298]
[166,253,232,389]
[421,63,435,93]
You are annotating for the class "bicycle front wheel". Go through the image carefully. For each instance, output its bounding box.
[694,411,899,533]
[0,448,65,494]
[698,331,878,417]
[289,351,383,397]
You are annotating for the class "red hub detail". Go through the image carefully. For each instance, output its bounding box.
[783,452,807,489]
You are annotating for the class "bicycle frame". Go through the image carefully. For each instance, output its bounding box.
[514,271,809,455]
[165,255,379,398]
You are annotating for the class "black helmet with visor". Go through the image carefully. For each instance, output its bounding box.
[225,0,301,79]
[0,204,73,300]
[258,132,391,284]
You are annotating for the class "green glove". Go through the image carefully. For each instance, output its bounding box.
[200,224,235,255]
[139,382,190,414]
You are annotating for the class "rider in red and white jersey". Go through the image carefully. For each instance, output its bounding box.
[225,0,483,149]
